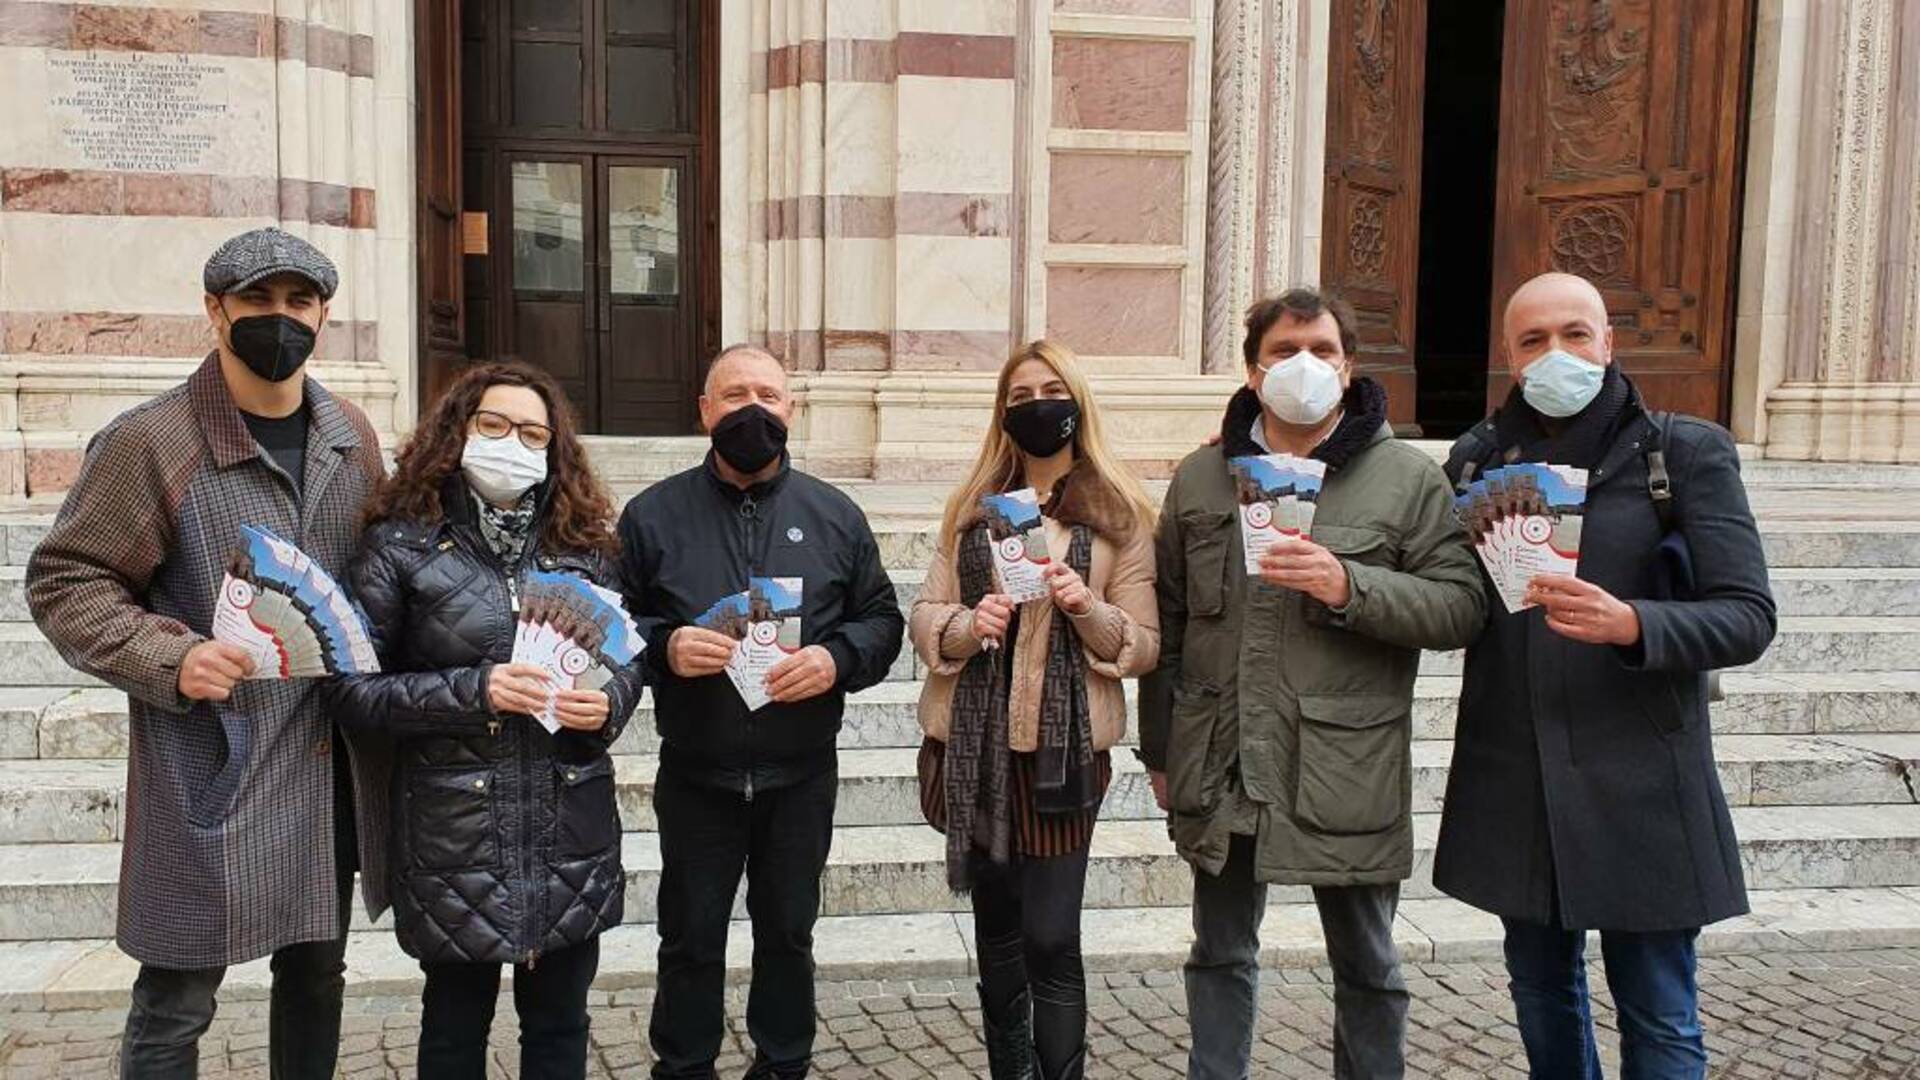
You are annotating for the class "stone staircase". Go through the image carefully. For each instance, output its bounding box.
[2,448,1920,1010]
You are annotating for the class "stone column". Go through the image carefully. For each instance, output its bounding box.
[1204,0,1330,373]
[1756,0,1920,462]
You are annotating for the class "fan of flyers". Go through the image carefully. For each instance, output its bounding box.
[510,570,646,733]
[695,577,804,712]
[212,525,380,679]
[1228,454,1328,575]
[980,488,1051,602]
[1453,463,1590,614]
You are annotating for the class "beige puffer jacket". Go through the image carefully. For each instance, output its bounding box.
[910,468,1160,752]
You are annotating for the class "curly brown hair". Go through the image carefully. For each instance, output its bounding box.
[363,362,618,556]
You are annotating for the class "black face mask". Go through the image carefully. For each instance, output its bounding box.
[1001,398,1080,458]
[223,311,317,383]
[711,404,788,474]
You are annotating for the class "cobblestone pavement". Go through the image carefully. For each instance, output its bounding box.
[4,950,1920,1077]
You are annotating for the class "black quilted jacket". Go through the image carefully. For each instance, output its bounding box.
[323,478,645,964]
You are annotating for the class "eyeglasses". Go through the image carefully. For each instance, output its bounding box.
[471,409,553,450]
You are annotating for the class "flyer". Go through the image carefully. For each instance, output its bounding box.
[728,576,804,712]
[510,570,644,732]
[212,525,379,679]
[1454,464,1589,613]
[980,488,1051,602]
[1229,454,1330,575]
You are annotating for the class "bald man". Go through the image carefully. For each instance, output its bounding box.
[617,344,904,1079]
[1435,272,1776,1078]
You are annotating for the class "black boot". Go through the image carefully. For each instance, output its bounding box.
[980,983,1038,1080]
[1039,1045,1087,1080]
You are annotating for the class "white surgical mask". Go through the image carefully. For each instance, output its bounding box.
[1520,348,1606,418]
[1258,352,1346,426]
[461,433,547,504]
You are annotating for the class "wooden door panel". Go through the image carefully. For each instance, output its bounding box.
[418,0,465,406]
[1487,0,1751,422]
[1321,0,1427,428]
[602,303,687,434]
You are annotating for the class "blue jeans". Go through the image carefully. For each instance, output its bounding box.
[1187,834,1407,1079]
[1501,918,1707,1080]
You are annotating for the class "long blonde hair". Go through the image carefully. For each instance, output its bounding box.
[937,340,1158,545]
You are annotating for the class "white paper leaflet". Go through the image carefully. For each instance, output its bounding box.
[1454,463,1589,614]
[695,577,805,712]
[211,525,379,679]
[510,570,645,733]
[980,488,1051,602]
[1227,454,1327,576]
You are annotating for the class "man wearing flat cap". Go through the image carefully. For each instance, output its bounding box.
[27,227,390,1077]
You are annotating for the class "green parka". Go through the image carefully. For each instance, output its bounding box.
[1139,382,1485,884]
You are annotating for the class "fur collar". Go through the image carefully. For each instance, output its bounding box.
[958,461,1139,542]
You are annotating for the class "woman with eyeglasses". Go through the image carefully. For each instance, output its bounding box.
[323,362,643,1079]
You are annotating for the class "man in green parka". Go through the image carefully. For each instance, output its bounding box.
[1140,288,1486,1079]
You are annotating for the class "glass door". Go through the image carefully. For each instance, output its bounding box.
[597,155,694,434]
[504,155,595,424]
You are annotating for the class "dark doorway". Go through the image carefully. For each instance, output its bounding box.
[1412,0,1504,439]
[420,0,718,435]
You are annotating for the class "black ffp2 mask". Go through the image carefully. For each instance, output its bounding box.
[711,404,788,474]
[1001,398,1080,458]
[224,312,317,383]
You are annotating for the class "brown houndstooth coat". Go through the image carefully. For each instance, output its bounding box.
[27,354,392,968]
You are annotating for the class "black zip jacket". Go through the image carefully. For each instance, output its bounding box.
[617,452,904,796]
[323,477,645,964]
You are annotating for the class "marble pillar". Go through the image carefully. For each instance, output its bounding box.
[1755,0,1920,463]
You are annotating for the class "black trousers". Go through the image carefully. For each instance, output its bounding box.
[971,846,1092,1077]
[121,740,358,1080]
[416,937,602,1079]
[648,763,838,1079]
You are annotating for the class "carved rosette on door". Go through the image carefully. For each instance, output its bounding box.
[1489,0,1751,421]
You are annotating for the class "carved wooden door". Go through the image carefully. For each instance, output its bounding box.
[1321,0,1427,428]
[417,0,465,405]
[1487,0,1753,421]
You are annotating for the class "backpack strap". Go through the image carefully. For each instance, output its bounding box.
[1644,411,1675,533]
[1452,419,1502,494]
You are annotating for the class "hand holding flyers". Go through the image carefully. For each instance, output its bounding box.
[1525,573,1642,646]
[1255,535,1351,608]
[508,570,645,732]
[1453,463,1589,614]
[694,577,805,711]
[211,525,379,680]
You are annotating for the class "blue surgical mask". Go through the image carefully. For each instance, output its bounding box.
[1520,349,1606,418]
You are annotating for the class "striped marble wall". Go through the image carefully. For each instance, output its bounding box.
[0,0,410,497]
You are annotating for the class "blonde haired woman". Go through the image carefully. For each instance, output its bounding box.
[910,340,1160,1079]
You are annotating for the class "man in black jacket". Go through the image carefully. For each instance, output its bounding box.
[1436,272,1776,1079]
[620,345,905,1079]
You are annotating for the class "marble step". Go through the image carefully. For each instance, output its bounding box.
[3,562,1916,629]
[4,513,1920,578]
[6,884,1919,1012]
[10,670,1920,763]
[3,804,1918,940]
[1,616,1903,687]
[865,524,1920,576]
[7,732,1917,846]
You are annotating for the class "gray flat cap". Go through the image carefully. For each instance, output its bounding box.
[203,227,339,300]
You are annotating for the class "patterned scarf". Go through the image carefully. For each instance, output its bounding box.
[470,487,538,565]
[943,520,1097,892]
